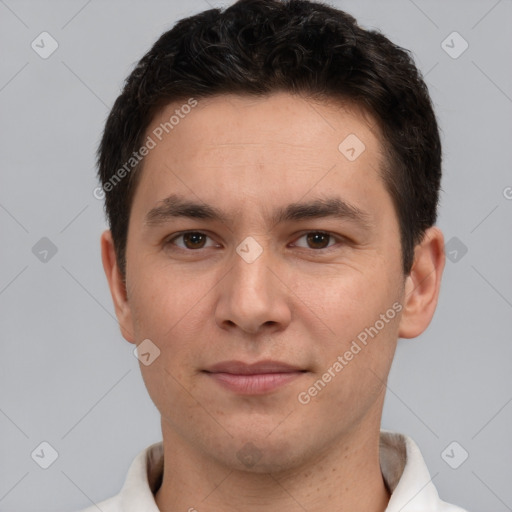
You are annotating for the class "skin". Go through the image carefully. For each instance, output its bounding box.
[101,92,445,512]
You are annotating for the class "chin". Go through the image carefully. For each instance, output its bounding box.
[215,427,312,474]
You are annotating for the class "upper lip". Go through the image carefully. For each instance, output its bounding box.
[204,360,305,375]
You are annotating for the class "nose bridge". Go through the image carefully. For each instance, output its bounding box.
[231,236,274,303]
[215,235,290,333]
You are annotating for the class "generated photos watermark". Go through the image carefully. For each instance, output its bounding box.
[93,97,198,200]
[297,301,403,405]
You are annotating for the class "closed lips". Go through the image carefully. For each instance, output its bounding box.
[203,360,306,375]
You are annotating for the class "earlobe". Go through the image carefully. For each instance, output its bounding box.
[398,227,445,339]
[100,230,136,343]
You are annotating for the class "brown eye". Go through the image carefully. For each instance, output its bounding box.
[167,232,215,250]
[306,232,331,249]
[291,231,342,251]
[182,232,207,249]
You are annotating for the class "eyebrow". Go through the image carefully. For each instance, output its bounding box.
[144,193,373,230]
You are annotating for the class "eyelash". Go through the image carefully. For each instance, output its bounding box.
[164,231,344,252]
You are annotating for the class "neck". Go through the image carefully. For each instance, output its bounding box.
[154,424,390,512]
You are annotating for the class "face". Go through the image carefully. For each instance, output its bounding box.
[105,92,432,472]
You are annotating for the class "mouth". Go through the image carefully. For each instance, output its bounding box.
[202,360,307,395]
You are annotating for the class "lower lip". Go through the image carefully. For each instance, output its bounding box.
[205,372,304,395]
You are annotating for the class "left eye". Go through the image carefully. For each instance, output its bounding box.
[293,232,338,250]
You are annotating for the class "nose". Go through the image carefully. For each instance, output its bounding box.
[214,241,292,335]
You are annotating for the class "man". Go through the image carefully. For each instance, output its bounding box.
[81,0,468,510]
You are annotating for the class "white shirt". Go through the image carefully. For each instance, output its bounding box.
[76,431,468,512]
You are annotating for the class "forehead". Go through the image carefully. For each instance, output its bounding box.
[132,92,389,222]
[147,92,382,161]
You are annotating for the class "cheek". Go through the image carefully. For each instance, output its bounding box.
[299,310,399,426]
[302,260,401,403]
[127,265,222,386]
[128,259,209,333]
[310,265,399,343]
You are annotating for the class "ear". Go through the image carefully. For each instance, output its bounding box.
[398,226,445,339]
[100,230,136,344]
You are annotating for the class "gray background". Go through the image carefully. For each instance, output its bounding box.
[1,0,511,511]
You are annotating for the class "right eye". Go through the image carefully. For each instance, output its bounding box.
[165,231,219,251]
